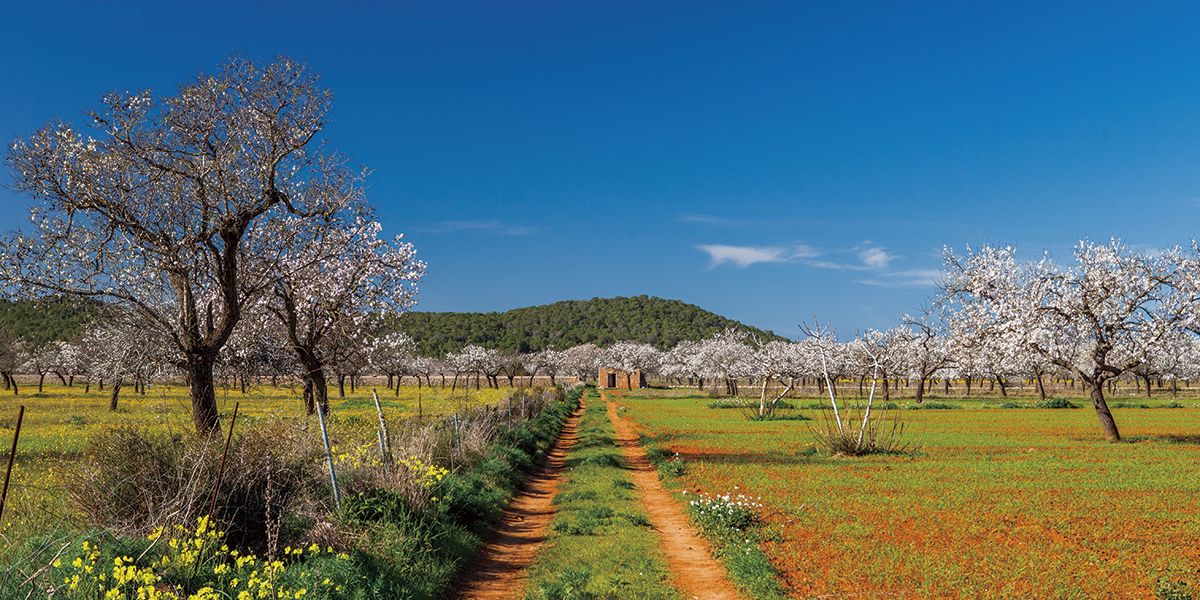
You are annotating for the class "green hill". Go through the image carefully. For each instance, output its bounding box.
[0,294,780,356]
[392,295,782,355]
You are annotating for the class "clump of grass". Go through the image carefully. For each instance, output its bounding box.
[999,402,1024,409]
[1035,398,1078,409]
[745,412,811,422]
[1112,402,1151,409]
[530,567,593,600]
[906,402,961,410]
[1156,577,1193,600]
[708,398,795,410]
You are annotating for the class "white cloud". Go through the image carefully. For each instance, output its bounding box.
[856,245,894,270]
[697,244,820,268]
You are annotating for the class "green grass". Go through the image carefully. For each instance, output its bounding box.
[617,390,1200,598]
[524,390,679,600]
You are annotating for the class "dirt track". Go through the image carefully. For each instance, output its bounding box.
[603,391,744,600]
[453,400,585,599]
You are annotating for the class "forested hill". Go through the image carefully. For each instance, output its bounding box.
[0,297,103,346]
[392,295,783,356]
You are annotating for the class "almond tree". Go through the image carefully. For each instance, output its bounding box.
[746,339,804,417]
[563,344,604,382]
[897,307,953,404]
[944,240,1187,441]
[82,316,173,410]
[605,341,662,389]
[526,349,567,386]
[266,214,422,414]
[1,57,356,434]
[369,331,417,393]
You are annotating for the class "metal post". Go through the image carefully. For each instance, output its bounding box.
[315,401,341,510]
[0,405,25,522]
[207,402,240,517]
[370,388,392,463]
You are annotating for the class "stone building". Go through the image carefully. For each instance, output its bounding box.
[598,367,645,389]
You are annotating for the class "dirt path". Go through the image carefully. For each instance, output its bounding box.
[453,400,586,599]
[603,391,744,600]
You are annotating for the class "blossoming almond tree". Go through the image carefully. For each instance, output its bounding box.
[944,239,1188,441]
[1,56,358,434]
[265,213,423,414]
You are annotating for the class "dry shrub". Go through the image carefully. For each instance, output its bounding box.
[809,405,914,456]
[66,420,326,550]
[343,386,566,513]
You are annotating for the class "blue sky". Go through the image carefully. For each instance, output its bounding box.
[4,1,1200,338]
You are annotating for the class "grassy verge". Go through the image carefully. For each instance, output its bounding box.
[524,389,679,600]
[1,386,584,599]
[642,441,787,599]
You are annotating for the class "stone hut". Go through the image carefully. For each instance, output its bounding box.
[598,367,645,389]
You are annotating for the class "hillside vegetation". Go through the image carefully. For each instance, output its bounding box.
[392,295,782,355]
[0,295,778,356]
[0,297,103,346]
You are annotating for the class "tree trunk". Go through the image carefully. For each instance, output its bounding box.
[1089,382,1121,442]
[37,373,45,393]
[914,377,926,404]
[109,378,122,411]
[338,375,346,398]
[996,376,1007,398]
[309,369,329,415]
[185,355,221,435]
[1035,372,1047,401]
[1142,374,1153,399]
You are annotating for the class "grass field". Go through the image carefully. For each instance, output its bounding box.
[616,389,1200,598]
[0,382,509,541]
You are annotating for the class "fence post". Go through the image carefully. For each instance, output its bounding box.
[315,401,342,511]
[207,402,240,517]
[0,405,25,523]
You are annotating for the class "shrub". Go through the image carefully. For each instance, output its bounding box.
[65,421,325,551]
[745,412,810,422]
[1035,398,1078,409]
[810,407,913,456]
[708,398,794,410]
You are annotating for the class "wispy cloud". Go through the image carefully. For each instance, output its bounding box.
[855,269,942,288]
[425,220,537,236]
[697,244,821,268]
[678,213,731,225]
[697,240,939,287]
